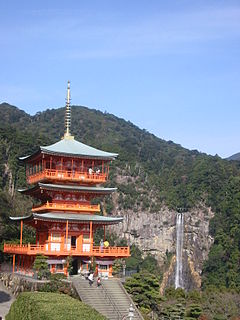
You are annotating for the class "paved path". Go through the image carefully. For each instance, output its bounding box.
[0,282,15,320]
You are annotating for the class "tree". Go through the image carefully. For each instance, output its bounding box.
[33,255,50,280]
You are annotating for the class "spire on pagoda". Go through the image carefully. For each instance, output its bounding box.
[63,81,74,140]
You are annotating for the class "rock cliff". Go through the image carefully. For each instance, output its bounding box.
[111,201,214,291]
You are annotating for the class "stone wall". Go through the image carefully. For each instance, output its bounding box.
[0,272,77,297]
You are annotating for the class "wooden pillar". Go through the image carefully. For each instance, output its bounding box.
[102,161,104,173]
[20,220,23,246]
[12,255,15,274]
[66,220,69,249]
[104,225,106,241]
[81,160,84,172]
[61,157,63,171]
[109,264,113,277]
[90,221,93,254]
[50,156,52,170]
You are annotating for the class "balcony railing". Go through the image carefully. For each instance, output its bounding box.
[32,202,100,213]
[27,169,107,184]
[4,243,130,258]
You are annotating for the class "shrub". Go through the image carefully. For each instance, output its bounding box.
[33,255,50,280]
[6,292,106,320]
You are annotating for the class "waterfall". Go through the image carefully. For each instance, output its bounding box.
[175,212,184,289]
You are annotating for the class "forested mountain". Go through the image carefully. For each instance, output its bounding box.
[227,152,240,161]
[0,102,240,290]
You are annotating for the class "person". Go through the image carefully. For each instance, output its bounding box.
[97,277,101,288]
[88,168,93,175]
[100,239,104,252]
[104,240,109,248]
[88,272,94,286]
[96,168,100,175]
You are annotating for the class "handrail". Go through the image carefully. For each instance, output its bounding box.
[4,243,130,257]
[27,169,107,184]
[101,281,122,320]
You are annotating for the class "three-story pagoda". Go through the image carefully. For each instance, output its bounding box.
[4,82,130,277]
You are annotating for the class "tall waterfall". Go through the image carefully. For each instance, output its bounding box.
[175,212,184,289]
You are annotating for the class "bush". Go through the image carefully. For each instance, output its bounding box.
[33,255,51,280]
[6,292,106,320]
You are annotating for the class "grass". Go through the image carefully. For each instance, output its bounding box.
[6,292,106,320]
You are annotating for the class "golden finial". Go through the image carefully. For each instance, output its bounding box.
[63,81,74,140]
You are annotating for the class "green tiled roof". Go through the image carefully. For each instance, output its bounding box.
[19,137,118,160]
[10,212,123,225]
[18,183,117,194]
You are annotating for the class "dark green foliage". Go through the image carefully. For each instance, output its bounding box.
[185,304,202,318]
[33,255,51,280]
[5,292,106,320]
[124,271,162,312]
[125,244,143,271]
[157,287,240,319]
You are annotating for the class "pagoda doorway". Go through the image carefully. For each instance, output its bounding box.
[71,236,76,249]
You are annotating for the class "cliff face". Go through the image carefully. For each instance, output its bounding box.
[111,203,214,291]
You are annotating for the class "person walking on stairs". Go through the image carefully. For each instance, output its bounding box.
[88,272,94,286]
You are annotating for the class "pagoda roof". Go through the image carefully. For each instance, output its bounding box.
[10,212,123,225]
[18,183,117,195]
[19,137,118,161]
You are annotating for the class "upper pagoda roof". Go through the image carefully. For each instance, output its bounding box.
[10,212,123,225]
[18,183,117,195]
[19,137,118,161]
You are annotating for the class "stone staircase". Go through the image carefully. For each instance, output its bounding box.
[72,277,143,320]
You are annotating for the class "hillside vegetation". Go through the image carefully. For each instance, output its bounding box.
[0,102,240,289]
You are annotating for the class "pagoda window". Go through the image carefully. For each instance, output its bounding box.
[72,194,77,201]
[65,194,71,201]
[99,265,108,270]
[51,160,56,170]
[54,194,63,200]
[66,161,72,170]
[51,233,61,242]
[56,264,63,271]
[55,160,62,170]
[79,195,86,202]
[83,234,90,242]
[82,225,90,231]
[46,161,50,169]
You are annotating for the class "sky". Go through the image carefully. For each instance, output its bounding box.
[0,1,240,158]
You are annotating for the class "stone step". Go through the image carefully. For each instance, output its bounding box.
[72,277,143,320]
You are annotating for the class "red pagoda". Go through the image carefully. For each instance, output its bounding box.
[4,82,130,277]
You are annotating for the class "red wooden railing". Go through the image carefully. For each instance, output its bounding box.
[4,243,130,258]
[27,169,107,184]
[32,202,100,213]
